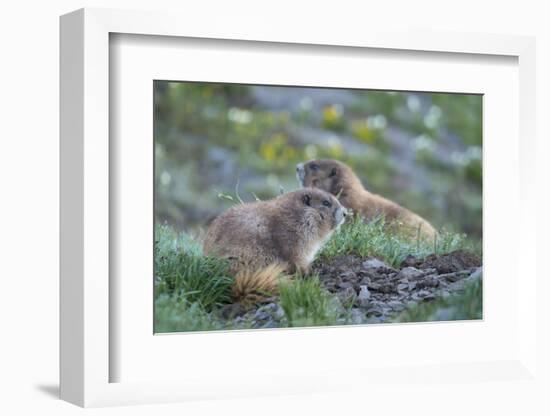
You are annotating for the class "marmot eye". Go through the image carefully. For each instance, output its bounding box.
[322,200,332,207]
[309,163,319,171]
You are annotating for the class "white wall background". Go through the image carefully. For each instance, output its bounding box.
[0,1,548,414]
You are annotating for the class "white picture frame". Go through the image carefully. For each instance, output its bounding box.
[60,7,538,407]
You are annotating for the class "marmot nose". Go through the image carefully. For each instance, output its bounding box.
[296,163,304,172]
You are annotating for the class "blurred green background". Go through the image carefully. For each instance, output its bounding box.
[154,81,482,237]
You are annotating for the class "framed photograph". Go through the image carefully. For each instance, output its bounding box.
[152,79,484,334]
[60,8,538,407]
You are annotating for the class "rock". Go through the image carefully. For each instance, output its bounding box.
[349,308,365,325]
[388,300,405,311]
[439,271,469,282]
[273,304,285,320]
[357,285,371,307]
[422,293,436,301]
[469,266,483,281]
[337,287,357,305]
[359,276,371,286]
[400,255,420,268]
[338,281,354,290]
[234,316,245,325]
[416,290,433,299]
[220,303,247,319]
[416,277,440,288]
[366,306,384,317]
[366,282,381,290]
[329,295,346,311]
[397,283,409,292]
[397,267,423,280]
[362,258,389,270]
[261,320,278,329]
[339,271,358,284]
[254,310,270,321]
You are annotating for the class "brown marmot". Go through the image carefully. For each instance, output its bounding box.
[203,188,347,274]
[296,159,437,239]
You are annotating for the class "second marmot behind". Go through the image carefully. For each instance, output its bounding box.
[203,188,347,274]
[296,159,437,239]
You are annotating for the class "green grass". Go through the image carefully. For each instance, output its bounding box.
[155,294,224,333]
[393,276,483,323]
[155,224,234,311]
[278,276,342,327]
[320,215,478,267]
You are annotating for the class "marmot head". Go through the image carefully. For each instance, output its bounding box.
[287,188,347,231]
[296,159,363,198]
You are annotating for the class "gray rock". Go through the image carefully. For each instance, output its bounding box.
[359,276,372,286]
[422,293,436,301]
[273,304,285,321]
[438,272,460,282]
[340,271,357,279]
[388,300,405,311]
[328,297,347,316]
[366,306,384,317]
[338,286,357,305]
[254,310,270,321]
[349,308,365,325]
[261,320,278,329]
[362,258,389,270]
[469,266,483,281]
[338,281,354,290]
[416,290,433,299]
[357,285,371,307]
[220,303,247,319]
[366,282,381,290]
[397,283,409,292]
[397,267,423,280]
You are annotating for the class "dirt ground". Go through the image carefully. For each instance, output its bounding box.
[312,250,482,322]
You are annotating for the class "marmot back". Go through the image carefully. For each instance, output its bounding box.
[296,159,437,239]
[203,188,347,274]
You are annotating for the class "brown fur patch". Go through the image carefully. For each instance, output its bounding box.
[232,263,290,305]
[204,188,346,274]
[298,159,437,239]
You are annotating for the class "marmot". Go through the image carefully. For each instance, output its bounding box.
[203,188,347,275]
[296,159,437,239]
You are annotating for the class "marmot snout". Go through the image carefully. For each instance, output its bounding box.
[203,188,347,274]
[297,159,437,239]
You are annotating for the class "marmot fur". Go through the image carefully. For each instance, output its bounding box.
[203,188,347,275]
[296,159,437,239]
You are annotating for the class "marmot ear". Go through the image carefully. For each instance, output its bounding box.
[302,193,311,206]
[329,167,338,177]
